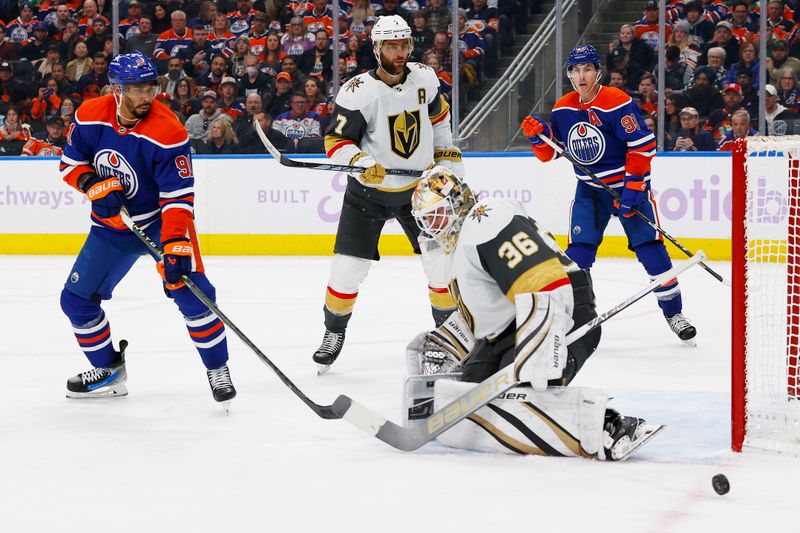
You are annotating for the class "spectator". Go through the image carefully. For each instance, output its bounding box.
[662,94,681,148]
[31,79,62,120]
[262,33,285,78]
[20,21,50,63]
[425,53,452,101]
[452,8,486,81]
[700,21,739,69]
[664,45,694,91]
[51,4,73,36]
[411,10,434,62]
[607,23,654,86]
[707,83,746,140]
[167,76,197,121]
[239,54,272,97]
[228,0,256,37]
[304,0,336,37]
[36,45,62,80]
[423,31,453,72]
[642,113,656,137]
[5,3,35,46]
[672,106,717,151]
[200,117,238,154]
[728,1,756,43]
[668,19,701,68]
[119,0,144,38]
[177,23,218,79]
[248,12,270,59]
[238,111,292,153]
[0,107,29,141]
[24,115,66,155]
[298,29,333,83]
[73,52,109,102]
[635,0,671,51]
[125,15,157,56]
[718,109,756,150]
[765,0,797,43]
[230,35,252,78]
[280,55,307,92]
[1,61,20,103]
[78,1,109,38]
[467,0,509,62]
[424,0,451,33]
[151,2,171,35]
[85,18,116,57]
[725,41,760,88]
[638,73,657,115]
[765,83,800,135]
[185,90,232,141]
[272,91,322,148]
[607,68,629,92]
[211,13,237,54]
[766,40,800,87]
[736,68,759,123]
[233,92,264,136]
[47,63,74,98]
[154,9,193,59]
[778,67,800,112]
[60,97,76,123]
[189,0,218,33]
[349,0,376,38]
[304,77,328,117]
[59,20,82,61]
[342,34,365,78]
[379,0,413,25]
[267,71,293,118]
[684,1,715,46]
[282,17,315,57]
[217,76,246,120]
[159,57,187,96]
[680,66,725,117]
[196,55,229,93]
[704,46,728,89]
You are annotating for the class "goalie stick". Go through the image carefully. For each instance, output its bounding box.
[255,120,423,178]
[537,133,730,287]
[332,251,708,451]
[119,208,340,420]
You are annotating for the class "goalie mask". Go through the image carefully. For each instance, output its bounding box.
[411,166,476,254]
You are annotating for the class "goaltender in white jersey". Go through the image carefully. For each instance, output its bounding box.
[404,167,664,460]
[311,15,464,374]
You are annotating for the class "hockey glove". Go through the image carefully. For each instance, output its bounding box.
[521,115,552,146]
[159,238,193,287]
[614,179,647,218]
[79,172,126,221]
[350,151,386,185]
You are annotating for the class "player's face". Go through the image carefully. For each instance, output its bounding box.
[571,63,599,98]
[418,205,450,233]
[122,82,158,118]
[379,39,411,75]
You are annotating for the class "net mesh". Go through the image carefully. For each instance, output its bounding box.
[743,136,800,453]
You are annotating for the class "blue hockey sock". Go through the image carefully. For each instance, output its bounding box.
[634,241,683,316]
[60,289,117,368]
[170,274,229,370]
[566,243,598,270]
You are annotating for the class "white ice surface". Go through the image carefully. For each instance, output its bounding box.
[1,255,797,532]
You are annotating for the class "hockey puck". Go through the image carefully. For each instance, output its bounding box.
[712,474,730,495]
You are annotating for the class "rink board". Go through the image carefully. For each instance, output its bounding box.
[0,152,736,258]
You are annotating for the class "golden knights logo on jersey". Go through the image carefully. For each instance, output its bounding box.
[388,109,421,159]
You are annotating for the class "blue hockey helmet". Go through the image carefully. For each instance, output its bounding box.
[108,51,159,85]
[566,44,601,71]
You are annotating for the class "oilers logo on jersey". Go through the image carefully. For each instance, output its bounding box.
[567,122,606,166]
[388,109,421,159]
[94,149,139,198]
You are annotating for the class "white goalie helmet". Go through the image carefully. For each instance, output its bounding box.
[411,166,476,254]
[371,14,413,63]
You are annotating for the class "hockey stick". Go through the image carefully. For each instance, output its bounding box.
[119,208,340,420]
[537,134,730,287]
[254,120,423,178]
[331,250,708,451]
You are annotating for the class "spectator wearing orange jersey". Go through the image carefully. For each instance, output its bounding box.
[635,0,671,51]
[248,12,270,59]
[22,116,65,156]
[304,0,336,36]
[31,79,63,120]
[77,0,109,37]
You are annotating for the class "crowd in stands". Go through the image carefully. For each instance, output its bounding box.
[607,0,800,151]
[0,0,534,156]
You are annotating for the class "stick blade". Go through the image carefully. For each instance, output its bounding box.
[254,119,284,160]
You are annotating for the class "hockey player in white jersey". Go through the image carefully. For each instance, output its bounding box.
[406,166,662,460]
[313,15,464,374]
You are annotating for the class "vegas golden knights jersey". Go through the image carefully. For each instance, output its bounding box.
[324,62,454,192]
[446,197,580,340]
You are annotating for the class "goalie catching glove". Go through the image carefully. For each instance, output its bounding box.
[350,151,386,185]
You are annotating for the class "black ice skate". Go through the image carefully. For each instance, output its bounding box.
[602,409,665,461]
[207,365,236,409]
[666,313,697,346]
[312,329,345,375]
[66,340,129,399]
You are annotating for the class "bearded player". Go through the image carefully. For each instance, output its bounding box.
[521,44,696,345]
[59,52,236,405]
[314,15,464,374]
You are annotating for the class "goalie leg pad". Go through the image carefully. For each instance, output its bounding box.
[513,289,572,391]
[434,380,608,457]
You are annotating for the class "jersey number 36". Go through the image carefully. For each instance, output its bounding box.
[498,231,539,268]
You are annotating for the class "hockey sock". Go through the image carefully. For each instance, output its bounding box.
[171,274,228,370]
[60,289,118,368]
[565,243,598,270]
[428,285,456,327]
[634,241,683,317]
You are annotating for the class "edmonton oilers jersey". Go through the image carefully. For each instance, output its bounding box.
[550,86,656,189]
[60,95,194,233]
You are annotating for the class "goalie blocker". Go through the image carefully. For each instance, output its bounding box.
[406,166,663,459]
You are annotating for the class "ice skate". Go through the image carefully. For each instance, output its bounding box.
[207,365,236,412]
[666,313,697,346]
[66,340,129,399]
[603,409,664,461]
[312,329,345,375]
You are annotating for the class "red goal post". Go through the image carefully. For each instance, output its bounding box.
[732,136,800,453]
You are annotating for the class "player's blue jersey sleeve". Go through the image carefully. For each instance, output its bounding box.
[60,122,96,190]
[153,140,195,215]
[606,100,656,178]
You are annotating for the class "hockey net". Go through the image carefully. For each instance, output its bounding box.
[732,136,800,453]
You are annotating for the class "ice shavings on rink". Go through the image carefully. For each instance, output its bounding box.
[0,255,797,532]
